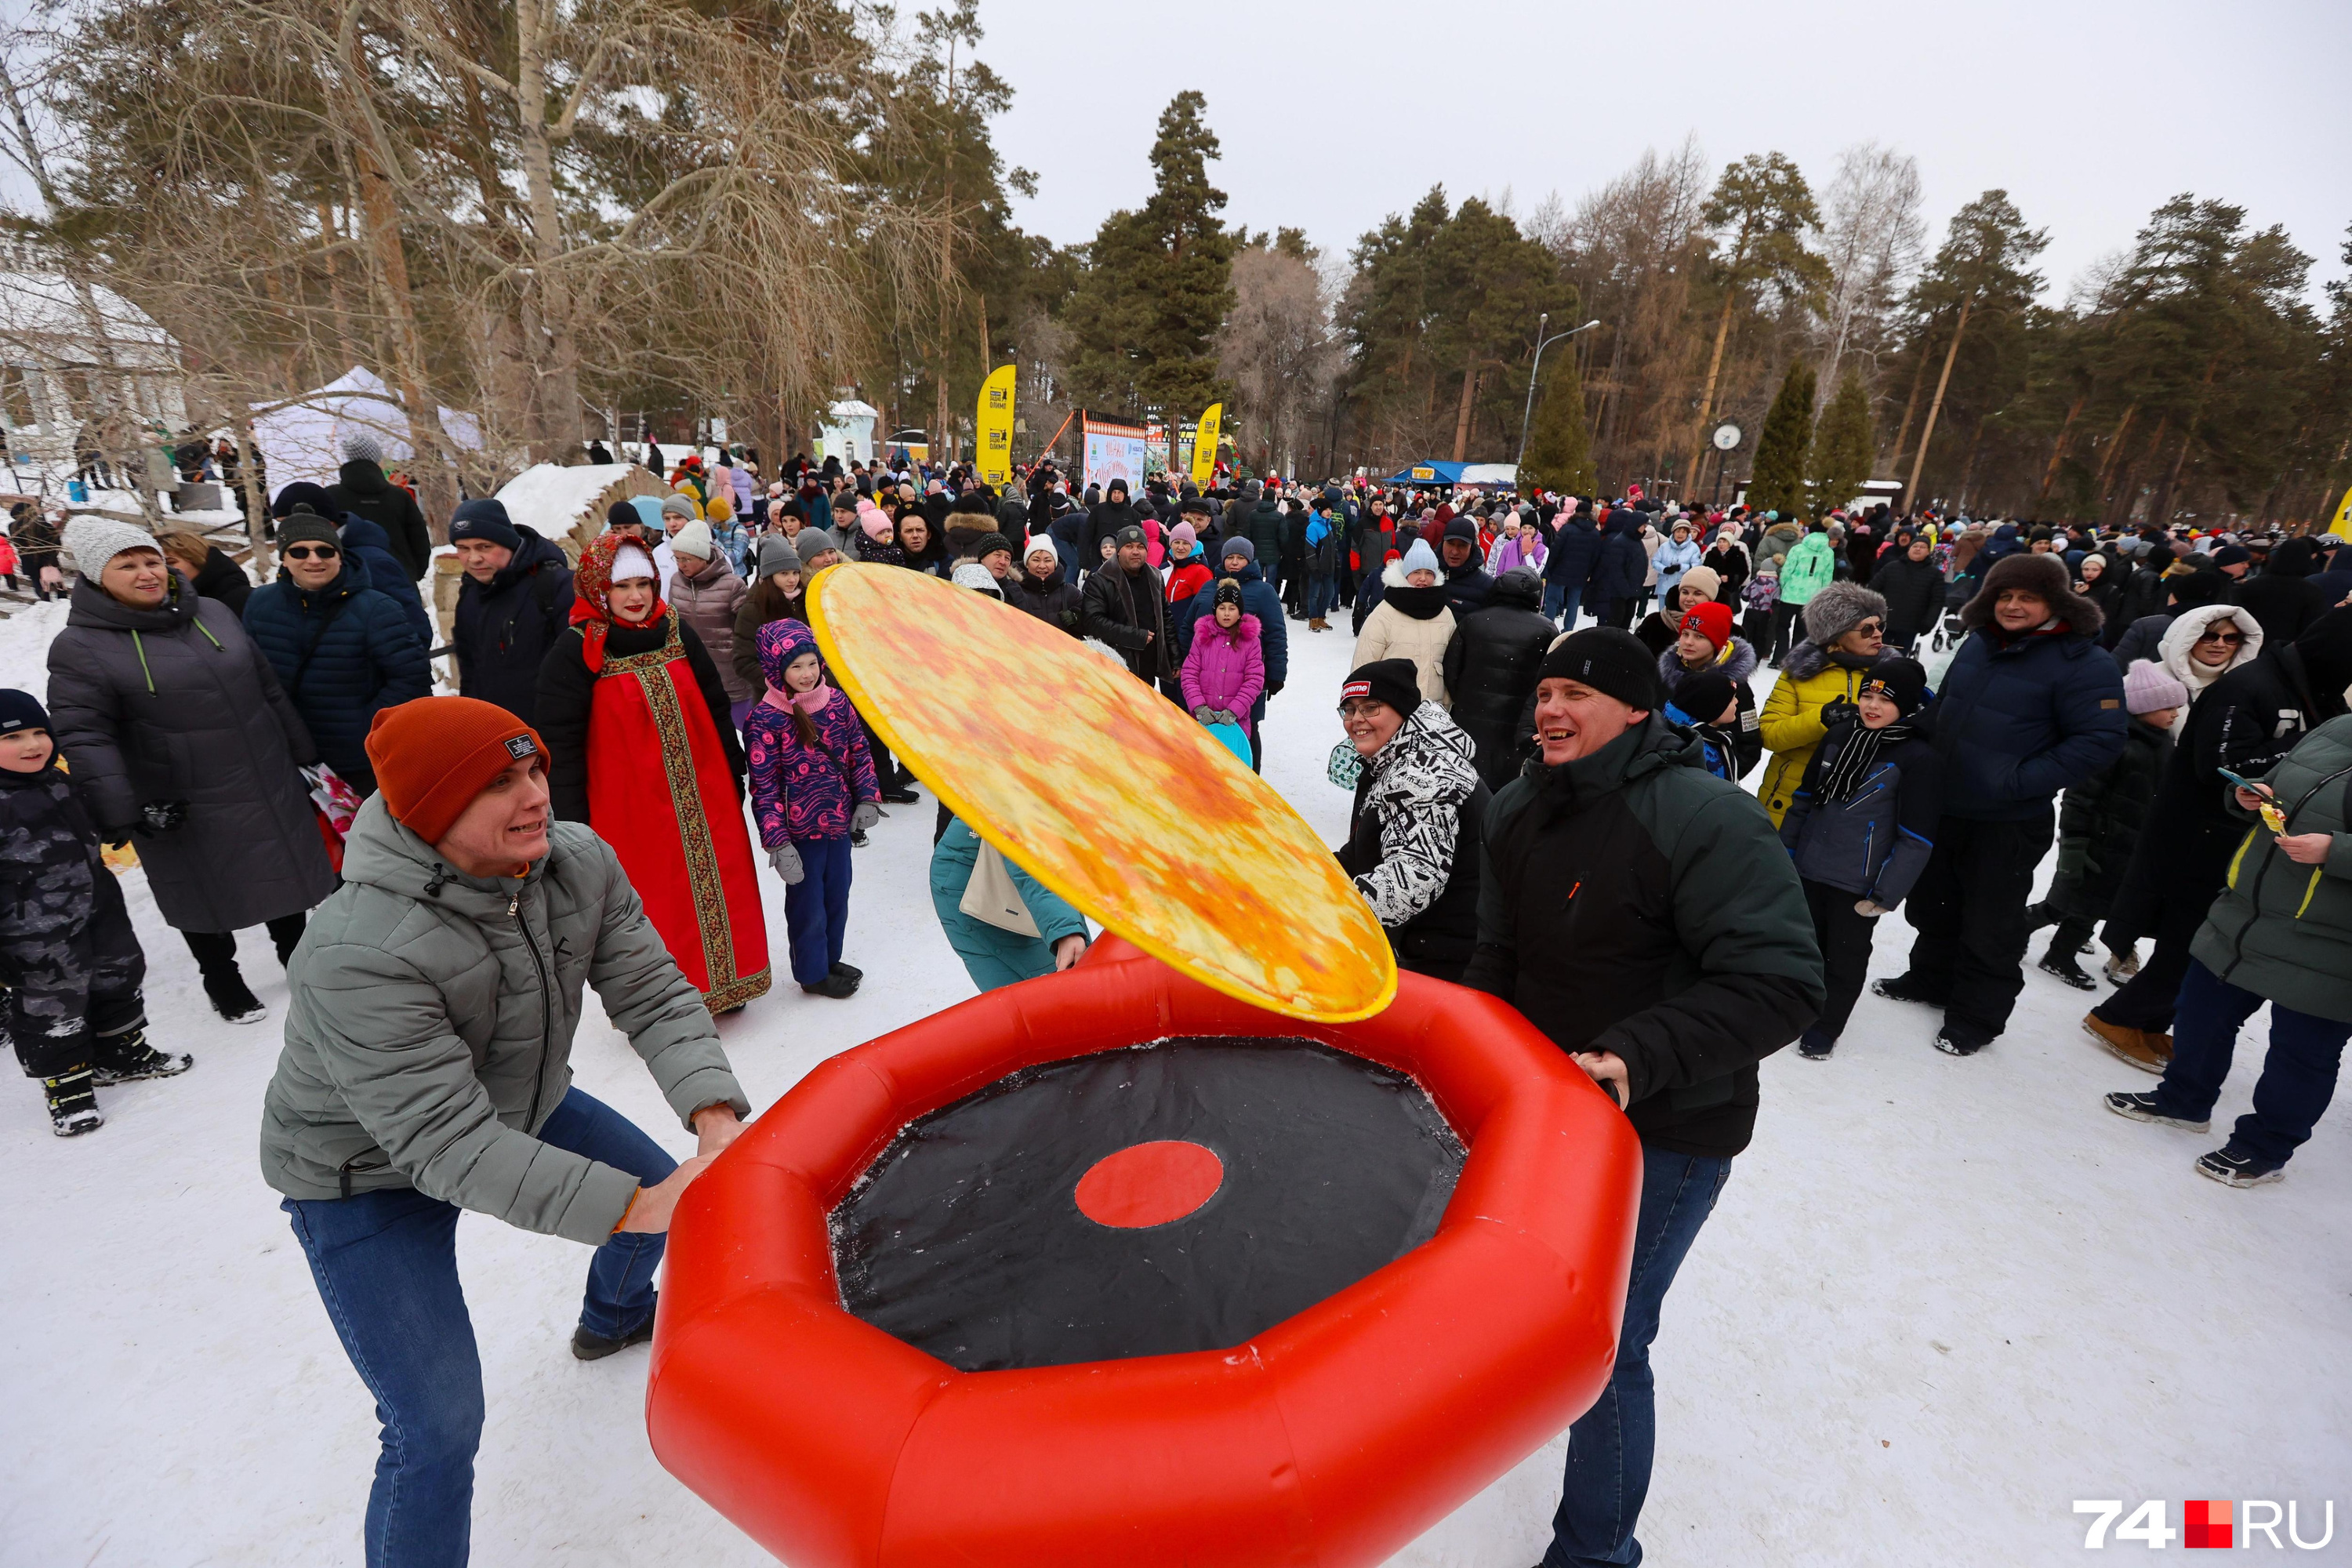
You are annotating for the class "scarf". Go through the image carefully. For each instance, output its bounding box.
[762,681,838,717]
[1820,720,1917,803]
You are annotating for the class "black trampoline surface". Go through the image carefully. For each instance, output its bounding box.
[832,1036,1467,1371]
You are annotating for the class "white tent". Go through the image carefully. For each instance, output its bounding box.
[1458,463,1519,488]
[815,398,879,465]
[250,366,482,495]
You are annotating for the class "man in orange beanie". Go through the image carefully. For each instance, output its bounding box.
[260,695,752,1565]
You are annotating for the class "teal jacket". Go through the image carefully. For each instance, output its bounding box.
[2193,714,2352,1022]
[930,818,1088,945]
[1777,531,1837,607]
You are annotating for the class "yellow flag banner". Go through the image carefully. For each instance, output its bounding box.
[1189,402,1221,487]
[975,364,1015,488]
[2328,483,2352,541]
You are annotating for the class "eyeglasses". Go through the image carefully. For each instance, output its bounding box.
[282,545,339,561]
[1338,700,1387,720]
[2197,628,2244,646]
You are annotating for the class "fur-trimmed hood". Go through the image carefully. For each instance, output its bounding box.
[1958,551,2105,637]
[1659,634,1758,688]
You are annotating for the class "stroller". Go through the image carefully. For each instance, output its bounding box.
[1928,577,1973,653]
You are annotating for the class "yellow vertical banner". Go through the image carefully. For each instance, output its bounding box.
[1189,402,1221,487]
[975,364,1015,488]
[2329,483,2352,541]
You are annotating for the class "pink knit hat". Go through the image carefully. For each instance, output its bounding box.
[2122,659,2188,715]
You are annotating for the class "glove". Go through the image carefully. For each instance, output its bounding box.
[767,843,805,884]
[1192,705,1217,723]
[137,800,190,835]
[850,800,881,833]
[1265,681,1284,698]
[1214,710,1240,728]
[1855,899,1893,917]
[1818,699,1860,729]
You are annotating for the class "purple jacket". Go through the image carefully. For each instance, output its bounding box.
[1179,612,1265,735]
[1490,532,1546,576]
[743,619,879,844]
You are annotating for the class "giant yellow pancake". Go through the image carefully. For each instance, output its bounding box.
[808,562,1396,1022]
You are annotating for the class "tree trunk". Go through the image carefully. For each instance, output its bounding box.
[231,419,273,575]
[1451,353,1481,463]
[2090,403,2139,499]
[1886,334,1933,477]
[513,0,582,463]
[346,131,457,529]
[1682,294,1737,501]
[1902,293,1971,510]
[2145,355,2222,532]
[2034,394,2086,510]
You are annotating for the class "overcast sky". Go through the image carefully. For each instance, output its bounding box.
[981,0,2350,303]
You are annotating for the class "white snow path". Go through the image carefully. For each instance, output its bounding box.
[2,590,2347,1568]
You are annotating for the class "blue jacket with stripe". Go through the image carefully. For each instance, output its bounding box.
[1779,721,1943,909]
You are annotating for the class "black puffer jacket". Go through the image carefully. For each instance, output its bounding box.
[1080,559,1171,681]
[2105,630,2352,946]
[453,524,575,724]
[323,460,433,583]
[2046,716,2171,923]
[1441,570,1555,791]
[241,553,431,792]
[187,546,253,618]
[1008,568,1083,637]
[45,576,336,932]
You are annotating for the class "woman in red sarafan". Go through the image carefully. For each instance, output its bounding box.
[535,531,771,1012]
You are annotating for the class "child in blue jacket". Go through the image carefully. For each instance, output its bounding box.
[1779,659,1940,1058]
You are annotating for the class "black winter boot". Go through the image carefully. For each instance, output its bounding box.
[204,971,267,1025]
[2038,947,2096,991]
[91,1029,194,1085]
[44,1066,103,1136]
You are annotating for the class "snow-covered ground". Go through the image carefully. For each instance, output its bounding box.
[3,590,2348,1568]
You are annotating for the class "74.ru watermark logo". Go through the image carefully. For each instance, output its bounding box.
[2074,1500,2336,1549]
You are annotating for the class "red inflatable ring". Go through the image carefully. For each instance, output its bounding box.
[648,936,1642,1568]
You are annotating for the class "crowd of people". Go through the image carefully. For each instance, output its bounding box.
[5,433,2350,1568]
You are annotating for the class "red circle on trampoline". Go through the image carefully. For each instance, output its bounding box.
[1073,1140,1225,1229]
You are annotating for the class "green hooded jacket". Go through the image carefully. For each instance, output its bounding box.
[2193,713,2352,1022]
[1776,530,1837,607]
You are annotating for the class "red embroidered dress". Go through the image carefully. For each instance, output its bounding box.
[547,532,771,1011]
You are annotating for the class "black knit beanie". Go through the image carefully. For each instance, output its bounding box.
[1539,628,1664,711]
[1341,659,1423,718]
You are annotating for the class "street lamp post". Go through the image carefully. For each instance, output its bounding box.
[1515,318,1603,473]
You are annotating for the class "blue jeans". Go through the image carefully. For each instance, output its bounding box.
[284,1088,677,1568]
[1306,571,1336,619]
[2152,958,2350,1168]
[1544,582,1583,627]
[785,834,852,985]
[1543,1145,1732,1568]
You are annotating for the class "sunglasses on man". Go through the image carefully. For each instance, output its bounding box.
[283,545,340,561]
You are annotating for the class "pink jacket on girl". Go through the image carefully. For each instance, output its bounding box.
[1179,612,1265,735]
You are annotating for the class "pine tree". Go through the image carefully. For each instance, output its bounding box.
[1809,369,1875,515]
[1747,360,1817,516]
[1520,346,1595,496]
[1063,91,1236,416]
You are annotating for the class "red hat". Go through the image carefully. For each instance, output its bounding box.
[1678,601,1734,651]
[365,697,546,847]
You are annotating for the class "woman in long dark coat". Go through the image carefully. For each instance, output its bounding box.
[45,517,337,1023]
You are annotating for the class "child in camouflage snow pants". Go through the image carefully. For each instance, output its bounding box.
[0,688,187,1136]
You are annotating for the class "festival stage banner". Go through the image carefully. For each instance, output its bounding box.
[976,364,1015,487]
[1190,402,1221,487]
[1083,413,1149,494]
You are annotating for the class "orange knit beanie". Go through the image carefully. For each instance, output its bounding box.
[365,697,546,846]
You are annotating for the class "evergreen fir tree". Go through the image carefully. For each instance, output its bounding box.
[1809,368,1875,515]
[1746,360,1817,516]
[1063,91,1236,416]
[1520,347,1596,496]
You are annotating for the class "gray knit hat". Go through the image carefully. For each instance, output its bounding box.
[62,515,162,575]
[1801,580,1889,647]
[340,430,384,465]
[660,493,698,520]
[757,535,801,577]
[276,506,343,554]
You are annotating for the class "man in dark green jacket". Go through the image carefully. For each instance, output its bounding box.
[1462,627,1821,1568]
[2106,713,2352,1186]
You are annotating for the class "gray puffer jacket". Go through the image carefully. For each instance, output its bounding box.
[259,796,748,1243]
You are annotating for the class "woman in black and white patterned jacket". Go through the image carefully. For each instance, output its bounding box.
[1331,658,1488,982]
